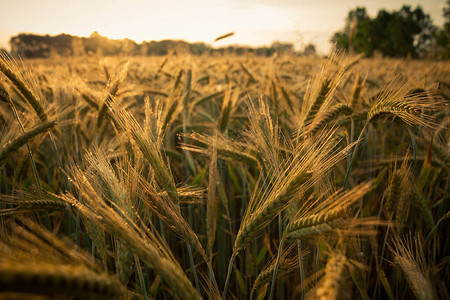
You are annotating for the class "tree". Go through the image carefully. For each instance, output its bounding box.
[270,41,294,54]
[331,7,370,54]
[434,0,450,59]
[332,5,435,58]
[303,44,316,56]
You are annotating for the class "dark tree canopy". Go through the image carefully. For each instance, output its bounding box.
[10,33,76,58]
[434,0,450,59]
[332,5,435,58]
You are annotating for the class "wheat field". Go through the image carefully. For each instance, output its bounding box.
[0,50,449,299]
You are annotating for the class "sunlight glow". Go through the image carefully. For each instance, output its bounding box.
[0,0,445,54]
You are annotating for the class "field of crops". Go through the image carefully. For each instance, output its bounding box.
[0,50,449,299]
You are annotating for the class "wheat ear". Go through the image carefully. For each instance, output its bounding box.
[412,188,434,230]
[316,253,348,300]
[391,235,436,300]
[0,56,47,121]
[385,169,403,219]
[107,99,180,205]
[0,120,56,166]
[61,166,202,300]
[285,208,347,240]
[367,78,444,128]
[0,82,10,103]
[253,258,295,290]
[0,261,123,299]
[97,61,129,128]
[307,104,352,136]
[432,143,450,168]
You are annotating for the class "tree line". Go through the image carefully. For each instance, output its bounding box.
[332,2,450,59]
[7,31,311,58]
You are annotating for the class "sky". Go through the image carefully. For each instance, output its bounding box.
[0,0,446,54]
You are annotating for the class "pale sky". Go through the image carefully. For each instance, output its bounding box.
[0,0,446,54]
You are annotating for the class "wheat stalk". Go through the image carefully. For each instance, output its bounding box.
[60,165,202,300]
[253,258,295,290]
[0,82,10,103]
[0,120,56,166]
[305,104,352,136]
[285,208,347,240]
[0,261,123,299]
[0,55,47,121]
[412,188,434,230]
[385,169,403,219]
[350,73,366,109]
[181,132,259,166]
[431,143,450,168]
[366,78,444,128]
[207,133,219,258]
[390,235,436,300]
[316,252,348,300]
[97,61,129,128]
[107,98,180,205]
